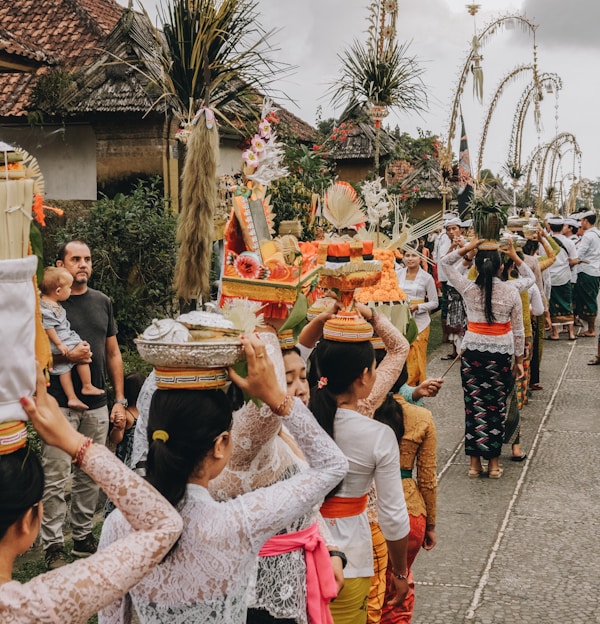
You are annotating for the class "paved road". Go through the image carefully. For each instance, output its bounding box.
[411,333,600,623]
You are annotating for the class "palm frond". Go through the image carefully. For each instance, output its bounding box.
[329,39,428,115]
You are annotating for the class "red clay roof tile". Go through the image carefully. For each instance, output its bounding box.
[0,0,123,116]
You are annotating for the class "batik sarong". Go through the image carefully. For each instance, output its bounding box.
[461,349,513,460]
[504,381,520,446]
[549,282,574,325]
[573,272,600,317]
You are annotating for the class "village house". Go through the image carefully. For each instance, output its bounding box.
[0,0,315,205]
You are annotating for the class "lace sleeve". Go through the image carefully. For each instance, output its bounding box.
[358,314,409,418]
[419,272,439,314]
[510,288,526,357]
[130,371,156,473]
[440,250,469,294]
[0,445,182,624]
[237,399,348,551]
[511,260,535,293]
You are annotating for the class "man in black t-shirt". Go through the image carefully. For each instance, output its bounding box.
[41,240,127,570]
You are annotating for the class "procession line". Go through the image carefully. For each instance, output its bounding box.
[465,341,577,620]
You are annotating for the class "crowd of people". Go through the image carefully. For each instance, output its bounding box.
[1,209,599,624]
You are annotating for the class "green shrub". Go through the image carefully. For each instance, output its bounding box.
[49,178,178,350]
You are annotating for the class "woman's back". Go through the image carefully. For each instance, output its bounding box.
[99,399,348,624]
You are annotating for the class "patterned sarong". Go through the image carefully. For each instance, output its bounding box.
[461,349,512,460]
[573,272,600,317]
[549,282,574,325]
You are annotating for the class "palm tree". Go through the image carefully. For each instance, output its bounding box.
[146,0,287,130]
[144,0,288,301]
[329,35,427,174]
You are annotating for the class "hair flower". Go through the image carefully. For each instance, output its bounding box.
[317,376,328,390]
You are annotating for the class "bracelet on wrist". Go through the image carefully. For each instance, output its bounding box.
[272,394,293,416]
[392,568,409,581]
[328,550,347,569]
[72,437,93,467]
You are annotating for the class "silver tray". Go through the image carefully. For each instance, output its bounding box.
[135,339,245,368]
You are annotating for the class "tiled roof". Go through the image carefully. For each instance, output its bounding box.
[0,27,52,65]
[0,0,123,116]
[327,121,397,160]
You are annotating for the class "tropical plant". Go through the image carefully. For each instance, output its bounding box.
[470,195,508,241]
[329,35,427,174]
[50,178,178,349]
[329,39,427,113]
[141,0,288,129]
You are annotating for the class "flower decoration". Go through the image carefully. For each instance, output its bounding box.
[362,177,390,228]
[221,298,265,333]
[241,98,289,186]
[384,0,397,11]
[251,134,266,153]
[355,249,406,303]
[317,376,328,389]
[242,150,259,166]
[382,25,395,39]
[233,252,262,279]
[258,120,272,138]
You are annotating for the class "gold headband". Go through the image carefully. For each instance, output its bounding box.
[152,429,169,443]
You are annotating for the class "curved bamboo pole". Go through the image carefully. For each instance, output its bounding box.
[477,64,533,178]
[509,73,562,171]
[443,15,538,170]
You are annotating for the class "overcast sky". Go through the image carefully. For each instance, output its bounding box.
[126,0,600,191]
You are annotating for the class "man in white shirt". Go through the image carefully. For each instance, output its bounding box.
[547,217,578,340]
[571,210,600,337]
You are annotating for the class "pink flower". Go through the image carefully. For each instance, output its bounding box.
[258,119,272,138]
[242,150,259,166]
[251,134,266,153]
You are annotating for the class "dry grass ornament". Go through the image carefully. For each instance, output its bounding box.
[173,109,219,301]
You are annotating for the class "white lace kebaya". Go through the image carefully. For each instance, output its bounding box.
[98,398,348,624]
[0,445,182,624]
[441,250,529,356]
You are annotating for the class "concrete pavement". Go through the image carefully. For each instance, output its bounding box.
[410,333,600,623]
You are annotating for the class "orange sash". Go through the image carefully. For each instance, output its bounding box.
[320,494,368,518]
[467,321,511,336]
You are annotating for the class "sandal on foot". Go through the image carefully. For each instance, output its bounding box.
[488,467,504,479]
[510,453,527,462]
[441,354,455,361]
[530,383,543,391]
[587,356,600,366]
[468,468,485,478]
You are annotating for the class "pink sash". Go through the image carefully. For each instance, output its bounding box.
[259,522,337,624]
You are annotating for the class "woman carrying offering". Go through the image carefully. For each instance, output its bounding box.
[441,239,531,479]
[395,245,438,385]
[309,308,411,624]
[374,391,437,623]
[0,366,183,624]
[99,334,348,624]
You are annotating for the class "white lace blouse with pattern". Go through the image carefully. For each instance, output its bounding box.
[441,249,529,356]
[131,333,331,622]
[98,398,348,624]
[0,445,182,624]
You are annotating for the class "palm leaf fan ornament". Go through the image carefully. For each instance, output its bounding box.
[323,182,366,233]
